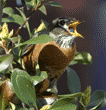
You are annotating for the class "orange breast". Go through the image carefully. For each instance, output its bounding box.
[22,41,76,79]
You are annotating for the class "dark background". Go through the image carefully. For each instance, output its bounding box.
[6,0,106,109]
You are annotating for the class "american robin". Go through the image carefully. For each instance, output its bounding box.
[21,17,83,95]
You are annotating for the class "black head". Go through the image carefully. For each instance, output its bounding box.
[52,17,77,29]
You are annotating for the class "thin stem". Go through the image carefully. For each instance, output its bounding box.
[13,0,47,38]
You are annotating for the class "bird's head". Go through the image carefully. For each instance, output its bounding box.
[50,17,84,48]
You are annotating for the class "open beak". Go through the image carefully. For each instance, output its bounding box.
[68,20,84,38]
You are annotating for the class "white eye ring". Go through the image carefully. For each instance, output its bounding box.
[60,24,68,30]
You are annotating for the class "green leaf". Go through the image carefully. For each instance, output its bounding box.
[2,14,25,27]
[39,0,44,2]
[49,98,78,110]
[16,34,55,47]
[66,67,81,93]
[16,7,31,37]
[31,71,48,85]
[39,5,47,15]
[41,19,49,29]
[8,35,21,44]
[57,92,83,99]
[89,101,104,110]
[31,76,44,85]
[19,108,28,110]
[0,54,13,72]
[24,0,37,9]
[16,75,37,107]
[3,7,15,16]
[45,1,63,8]
[69,52,92,65]
[19,108,34,110]
[11,69,37,108]
[88,90,105,107]
[40,71,48,78]
[80,86,91,106]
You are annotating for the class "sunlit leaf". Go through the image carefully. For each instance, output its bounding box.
[57,92,83,99]
[31,71,48,85]
[0,54,13,72]
[24,0,36,10]
[3,7,15,16]
[80,86,91,106]
[49,98,78,110]
[16,34,55,47]
[9,102,16,110]
[45,1,63,8]
[69,52,92,65]
[39,5,47,15]
[2,14,25,27]
[16,7,31,37]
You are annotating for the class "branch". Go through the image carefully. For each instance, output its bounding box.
[13,0,47,38]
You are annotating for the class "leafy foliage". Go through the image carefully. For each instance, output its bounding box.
[0,0,105,110]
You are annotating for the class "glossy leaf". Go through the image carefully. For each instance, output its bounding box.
[80,86,91,106]
[66,67,81,93]
[19,108,34,110]
[24,0,36,9]
[16,7,31,37]
[45,1,63,8]
[41,19,49,29]
[16,75,37,107]
[16,34,55,47]
[34,20,49,34]
[11,69,37,108]
[69,52,92,65]
[3,7,15,16]
[88,90,105,107]
[0,54,13,72]
[8,35,21,44]
[89,101,104,110]
[31,70,48,85]
[39,0,44,2]
[57,92,83,99]
[39,5,47,15]
[2,14,25,27]
[49,98,78,110]
[19,108,28,110]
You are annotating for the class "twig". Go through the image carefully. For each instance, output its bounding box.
[13,0,47,38]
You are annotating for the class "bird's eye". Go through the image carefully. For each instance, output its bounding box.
[59,20,65,26]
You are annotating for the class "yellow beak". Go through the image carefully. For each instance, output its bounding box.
[68,20,84,38]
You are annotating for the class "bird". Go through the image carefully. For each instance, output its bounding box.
[21,17,84,96]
